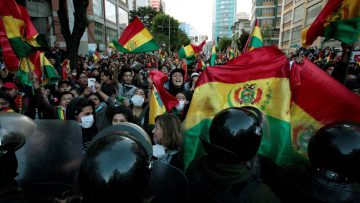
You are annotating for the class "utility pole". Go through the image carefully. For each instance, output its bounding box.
[168,8,171,55]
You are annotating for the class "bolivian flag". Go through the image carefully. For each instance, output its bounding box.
[290,58,360,155]
[0,0,47,71]
[16,51,60,86]
[149,85,166,125]
[210,44,216,66]
[302,0,360,47]
[178,40,206,61]
[112,17,160,53]
[244,19,263,52]
[183,46,299,169]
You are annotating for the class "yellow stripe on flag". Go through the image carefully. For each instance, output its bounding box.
[149,86,166,125]
[123,28,153,51]
[2,16,24,38]
[184,78,291,130]
[19,57,35,73]
[184,45,195,57]
[252,26,263,41]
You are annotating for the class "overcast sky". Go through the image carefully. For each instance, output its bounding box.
[163,0,252,41]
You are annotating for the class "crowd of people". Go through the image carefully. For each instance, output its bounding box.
[1,42,360,202]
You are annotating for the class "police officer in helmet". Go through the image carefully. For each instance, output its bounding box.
[186,106,280,203]
[274,122,360,203]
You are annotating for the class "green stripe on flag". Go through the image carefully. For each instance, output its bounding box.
[112,39,160,53]
[183,115,308,169]
[249,37,263,49]
[8,37,33,58]
[324,17,360,45]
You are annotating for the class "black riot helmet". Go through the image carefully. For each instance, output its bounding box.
[201,106,265,163]
[308,122,360,183]
[78,124,152,203]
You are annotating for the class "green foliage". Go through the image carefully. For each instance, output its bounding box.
[129,6,159,28]
[151,13,189,53]
[218,37,232,52]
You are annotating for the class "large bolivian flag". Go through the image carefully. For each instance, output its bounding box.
[183,46,302,169]
[112,17,160,53]
[289,59,360,155]
[301,0,360,47]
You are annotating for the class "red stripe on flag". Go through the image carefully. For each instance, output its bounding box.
[118,17,145,45]
[196,46,289,86]
[290,59,360,123]
[0,19,19,72]
[150,70,179,112]
[304,0,343,46]
[0,0,23,19]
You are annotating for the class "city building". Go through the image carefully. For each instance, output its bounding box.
[213,0,237,42]
[128,0,149,11]
[232,12,251,42]
[28,0,130,55]
[279,0,326,52]
[179,22,191,37]
[250,0,282,46]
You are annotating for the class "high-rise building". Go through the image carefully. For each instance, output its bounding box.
[279,0,326,52]
[213,0,237,41]
[179,22,191,36]
[232,13,251,41]
[251,0,282,46]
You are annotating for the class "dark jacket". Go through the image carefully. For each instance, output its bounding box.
[186,156,280,203]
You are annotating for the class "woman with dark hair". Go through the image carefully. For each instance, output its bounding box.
[130,88,149,128]
[117,67,137,105]
[66,97,97,151]
[152,113,182,169]
[0,91,16,112]
[111,105,134,125]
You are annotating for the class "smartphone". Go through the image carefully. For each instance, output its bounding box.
[88,78,96,92]
[1,63,5,70]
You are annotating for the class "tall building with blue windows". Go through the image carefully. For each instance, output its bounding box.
[213,0,237,42]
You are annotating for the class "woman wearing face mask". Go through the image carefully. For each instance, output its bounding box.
[66,97,97,151]
[152,113,182,169]
[87,82,115,131]
[170,91,190,121]
[130,88,150,131]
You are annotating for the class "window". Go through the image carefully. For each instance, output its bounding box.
[282,30,290,42]
[94,22,104,44]
[306,3,322,25]
[93,0,103,18]
[293,4,304,23]
[291,26,301,43]
[283,11,292,24]
[105,0,116,23]
[106,27,118,42]
[262,19,274,26]
[118,7,128,26]
[262,8,274,15]
[284,0,292,5]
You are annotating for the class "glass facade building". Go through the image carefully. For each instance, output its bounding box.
[213,0,237,41]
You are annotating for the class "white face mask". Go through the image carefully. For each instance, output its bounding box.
[80,115,94,129]
[131,95,145,107]
[176,100,185,112]
[153,144,166,158]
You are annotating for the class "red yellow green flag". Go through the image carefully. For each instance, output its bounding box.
[244,19,263,52]
[210,44,217,66]
[0,0,47,72]
[183,46,302,169]
[148,85,166,125]
[301,0,360,47]
[178,40,206,61]
[16,51,60,86]
[112,17,160,53]
[289,59,360,155]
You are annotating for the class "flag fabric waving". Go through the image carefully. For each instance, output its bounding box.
[178,40,206,61]
[149,85,166,125]
[183,46,360,169]
[183,46,299,169]
[149,70,179,112]
[112,17,160,53]
[244,19,263,52]
[301,0,360,47]
[210,44,217,66]
[0,0,47,72]
[289,58,360,154]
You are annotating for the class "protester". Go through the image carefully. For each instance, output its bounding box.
[111,105,134,125]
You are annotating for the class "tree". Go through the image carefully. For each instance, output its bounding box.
[218,37,232,52]
[58,0,89,69]
[151,14,189,53]
[129,6,159,29]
